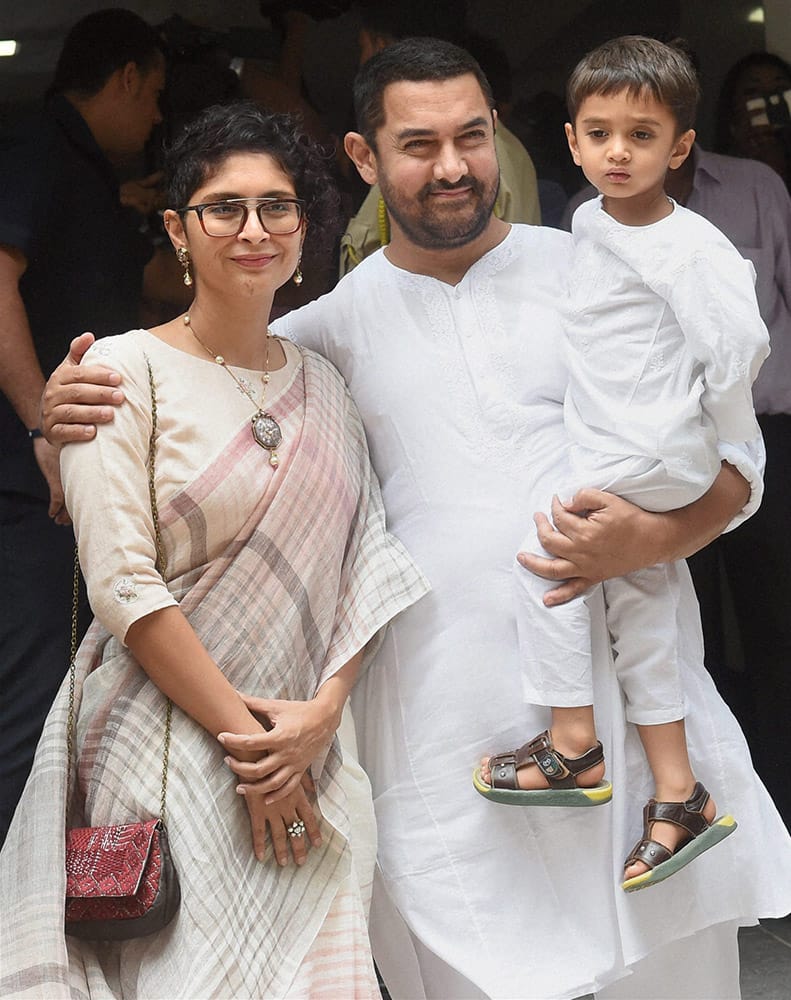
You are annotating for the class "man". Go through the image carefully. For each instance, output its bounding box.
[339,0,541,275]
[0,9,166,842]
[563,145,791,826]
[41,39,791,1000]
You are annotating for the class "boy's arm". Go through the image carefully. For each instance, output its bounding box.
[40,333,126,444]
[519,462,749,605]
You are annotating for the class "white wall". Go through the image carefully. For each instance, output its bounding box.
[764,0,791,62]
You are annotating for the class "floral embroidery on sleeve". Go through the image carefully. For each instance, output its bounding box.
[113,577,139,604]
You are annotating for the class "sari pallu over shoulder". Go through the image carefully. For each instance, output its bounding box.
[0,346,428,1000]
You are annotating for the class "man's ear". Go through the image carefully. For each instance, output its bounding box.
[344,131,378,186]
[119,60,141,95]
[669,128,696,170]
[564,122,581,166]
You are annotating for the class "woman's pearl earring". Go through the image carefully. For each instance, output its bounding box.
[176,246,193,287]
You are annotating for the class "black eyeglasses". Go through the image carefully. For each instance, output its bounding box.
[179,197,306,237]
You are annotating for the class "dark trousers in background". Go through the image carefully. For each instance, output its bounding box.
[688,413,791,829]
[0,491,90,844]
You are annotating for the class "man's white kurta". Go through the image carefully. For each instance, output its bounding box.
[276,224,791,1000]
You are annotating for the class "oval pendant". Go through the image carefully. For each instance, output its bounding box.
[252,411,283,451]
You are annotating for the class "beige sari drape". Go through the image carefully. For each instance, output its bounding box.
[0,348,428,999]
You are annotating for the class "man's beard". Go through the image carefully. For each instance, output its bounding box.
[379,173,500,251]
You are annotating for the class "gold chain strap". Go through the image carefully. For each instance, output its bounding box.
[66,545,80,784]
[146,356,166,580]
[66,353,172,823]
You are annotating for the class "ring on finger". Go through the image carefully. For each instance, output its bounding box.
[287,819,306,839]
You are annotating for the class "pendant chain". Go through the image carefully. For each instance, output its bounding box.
[183,312,283,466]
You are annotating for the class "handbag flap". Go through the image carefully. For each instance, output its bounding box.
[65,819,160,899]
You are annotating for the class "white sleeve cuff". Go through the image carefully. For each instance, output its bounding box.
[718,433,765,532]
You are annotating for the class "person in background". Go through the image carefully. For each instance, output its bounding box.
[714,51,791,192]
[508,90,580,227]
[0,7,167,845]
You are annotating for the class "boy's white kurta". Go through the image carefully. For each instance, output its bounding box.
[276,224,791,1000]
[564,196,769,494]
[516,198,771,722]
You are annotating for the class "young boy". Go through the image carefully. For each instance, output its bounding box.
[474,36,770,892]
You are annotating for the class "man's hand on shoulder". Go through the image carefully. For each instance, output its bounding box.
[41,332,125,444]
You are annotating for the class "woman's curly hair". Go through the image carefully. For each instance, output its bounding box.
[165,101,340,265]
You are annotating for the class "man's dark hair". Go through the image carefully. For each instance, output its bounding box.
[566,35,700,133]
[49,8,164,98]
[165,101,340,262]
[353,37,494,147]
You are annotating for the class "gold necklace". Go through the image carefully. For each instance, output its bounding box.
[183,313,282,467]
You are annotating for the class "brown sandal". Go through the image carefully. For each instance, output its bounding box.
[622,782,737,892]
[472,730,613,807]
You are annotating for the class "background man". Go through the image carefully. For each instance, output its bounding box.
[0,8,166,842]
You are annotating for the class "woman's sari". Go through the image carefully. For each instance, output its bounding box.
[0,338,428,998]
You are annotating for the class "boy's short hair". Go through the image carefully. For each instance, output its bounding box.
[566,36,700,133]
[353,37,494,148]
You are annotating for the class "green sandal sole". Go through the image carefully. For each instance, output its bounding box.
[622,814,738,892]
[472,767,613,807]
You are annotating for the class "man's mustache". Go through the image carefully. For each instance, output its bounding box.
[421,177,483,197]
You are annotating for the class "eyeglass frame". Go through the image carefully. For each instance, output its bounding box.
[178,197,306,237]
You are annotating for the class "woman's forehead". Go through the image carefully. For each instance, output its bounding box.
[192,152,296,200]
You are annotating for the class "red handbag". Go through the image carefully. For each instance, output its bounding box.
[65,818,180,940]
[64,357,180,941]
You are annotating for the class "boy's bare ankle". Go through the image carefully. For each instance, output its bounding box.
[550,727,599,758]
[550,708,597,757]
[651,777,700,802]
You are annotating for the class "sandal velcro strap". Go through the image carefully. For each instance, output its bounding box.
[488,730,604,791]
[646,782,711,838]
[519,731,573,786]
[624,782,716,875]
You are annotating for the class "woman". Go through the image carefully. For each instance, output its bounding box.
[0,103,428,998]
